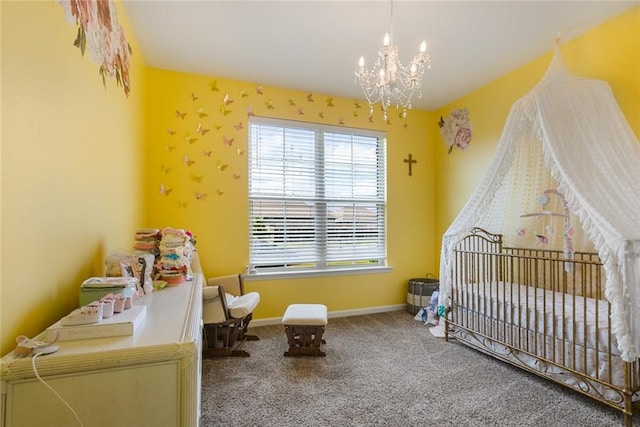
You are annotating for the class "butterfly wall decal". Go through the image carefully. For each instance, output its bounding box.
[177,201,189,209]
[233,174,241,180]
[195,192,208,200]
[326,97,334,107]
[196,123,210,135]
[184,134,198,144]
[265,100,275,109]
[160,184,172,196]
[256,85,263,95]
[160,164,171,174]
[307,94,314,102]
[233,122,243,131]
[203,150,213,157]
[236,148,244,156]
[240,89,249,98]
[246,106,255,116]
[196,107,208,118]
[223,136,234,146]
[223,94,234,105]
[217,162,228,172]
[176,110,186,119]
[190,92,198,101]
[191,174,203,183]
[184,155,195,167]
[167,128,176,135]
[209,81,219,92]
[288,98,296,106]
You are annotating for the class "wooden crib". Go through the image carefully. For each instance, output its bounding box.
[443,228,640,426]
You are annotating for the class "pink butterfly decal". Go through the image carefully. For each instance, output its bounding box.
[167,128,176,135]
[256,85,263,95]
[246,106,255,117]
[176,110,186,119]
[209,81,219,92]
[195,192,208,200]
[223,94,234,106]
[298,108,305,115]
[307,94,314,102]
[196,123,210,136]
[234,122,243,131]
[190,92,199,101]
[160,184,172,196]
[223,136,234,146]
[184,155,195,167]
[203,150,213,157]
[337,117,344,125]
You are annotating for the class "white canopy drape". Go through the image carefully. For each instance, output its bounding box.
[438,47,640,362]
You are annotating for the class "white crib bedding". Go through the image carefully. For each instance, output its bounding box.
[452,281,616,355]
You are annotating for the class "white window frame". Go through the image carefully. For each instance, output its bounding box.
[247,116,388,279]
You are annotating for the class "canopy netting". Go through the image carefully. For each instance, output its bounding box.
[438,46,640,362]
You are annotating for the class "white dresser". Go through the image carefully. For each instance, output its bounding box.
[1,274,203,427]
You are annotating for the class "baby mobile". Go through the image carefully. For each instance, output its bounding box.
[517,189,575,271]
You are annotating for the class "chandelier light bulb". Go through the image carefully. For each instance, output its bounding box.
[420,41,427,53]
[383,33,390,47]
[358,56,365,68]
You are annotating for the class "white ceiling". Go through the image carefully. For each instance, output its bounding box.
[122,1,638,111]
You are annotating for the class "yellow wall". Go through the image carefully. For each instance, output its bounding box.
[1,1,146,355]
[143,69,437,320]
[433,6,640,252]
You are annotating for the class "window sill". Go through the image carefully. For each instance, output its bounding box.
[243,265,393,281]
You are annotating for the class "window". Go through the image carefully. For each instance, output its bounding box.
[248,117,387,276]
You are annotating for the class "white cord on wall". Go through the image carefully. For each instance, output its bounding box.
[32,352,84,427]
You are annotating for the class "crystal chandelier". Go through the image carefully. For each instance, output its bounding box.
[355,1,430,120]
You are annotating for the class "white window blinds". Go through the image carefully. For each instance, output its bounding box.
[248,117,387,274]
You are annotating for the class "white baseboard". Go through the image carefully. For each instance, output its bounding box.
[250,304,406,327]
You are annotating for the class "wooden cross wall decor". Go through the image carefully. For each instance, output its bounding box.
[404,153,417,176]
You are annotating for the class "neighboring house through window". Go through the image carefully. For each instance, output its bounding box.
[248,116,387,276]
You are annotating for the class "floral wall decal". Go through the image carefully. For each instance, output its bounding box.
[59,0,133,97]
[438,108,472,154]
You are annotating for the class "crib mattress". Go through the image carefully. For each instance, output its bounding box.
[452,281,617,354]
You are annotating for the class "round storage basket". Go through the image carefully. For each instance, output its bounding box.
[406,275,439,315]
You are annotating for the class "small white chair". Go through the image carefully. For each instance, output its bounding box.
[202,274,260,357]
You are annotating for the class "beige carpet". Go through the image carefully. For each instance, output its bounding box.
[200,310,638,426]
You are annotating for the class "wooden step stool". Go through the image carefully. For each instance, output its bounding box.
[282,304,328,357]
